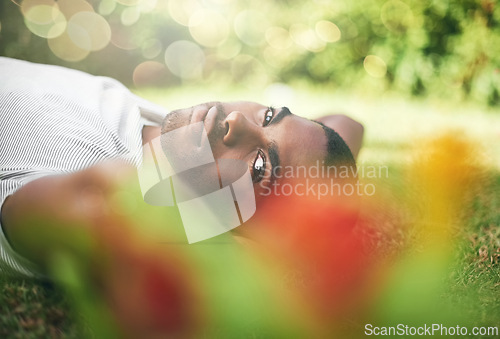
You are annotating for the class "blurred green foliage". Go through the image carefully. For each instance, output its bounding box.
[1,0,499,106]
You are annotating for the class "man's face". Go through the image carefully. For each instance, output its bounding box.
[161,101,328,204]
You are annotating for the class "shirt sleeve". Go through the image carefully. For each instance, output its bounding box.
[0,57,167,278]
[0,174,51,279]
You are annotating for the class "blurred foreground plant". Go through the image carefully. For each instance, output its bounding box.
[24,132,495,337]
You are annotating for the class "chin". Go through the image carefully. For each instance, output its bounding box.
[161,109,191,134]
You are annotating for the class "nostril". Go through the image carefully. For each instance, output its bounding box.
[224,122,229,135]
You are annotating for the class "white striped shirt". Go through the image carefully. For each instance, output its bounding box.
[0,57,167,278]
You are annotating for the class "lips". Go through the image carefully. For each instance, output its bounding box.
[190,106,209,124]
[162,103,226,151]
[203,106,219,135]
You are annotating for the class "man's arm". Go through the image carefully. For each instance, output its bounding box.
[1,162,131,268]
[315,114,364,160]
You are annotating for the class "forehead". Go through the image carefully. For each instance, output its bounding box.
[220,100,264,108]
[273,114,327,169]
[222,101,328,168]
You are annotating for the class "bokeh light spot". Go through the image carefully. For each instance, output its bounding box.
[116,0,141,6]
[315,20,341,43]
[110,23,140,50]
[168,0,202,27]
[290,24,325,52]
[138,0,157,13]
[265,27,293,50]
[48,31,90,62]
[165,40,205,80]
[141,38,163,59]
[121,6,141,26]
[67,20,91,51]
[98,0,117,16]
[209,0,233,4]
[20,0,55,16]
[364,55,387,78]
[68,12,111,51]
[57,0,95,20]
[381,0,413,33]
[133,61,169,87]
[189,9,229,48]
[216,39,242,60]
[234,10,267,46]
[24,4,67,39]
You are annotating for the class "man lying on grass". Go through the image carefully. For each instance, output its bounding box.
[0,56,363,276]
[0,56,365,336]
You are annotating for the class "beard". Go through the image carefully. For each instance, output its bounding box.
[160,109,192,134]
[160,103,227,156]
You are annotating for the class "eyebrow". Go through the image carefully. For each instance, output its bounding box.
[266,107,290,183]
[269,106,292,126]
[268,141,280,183]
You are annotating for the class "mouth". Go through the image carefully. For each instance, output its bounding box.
[203,106,220,135]
[163,101,224,131]
[190,106,209,125]
[162,102,226,151]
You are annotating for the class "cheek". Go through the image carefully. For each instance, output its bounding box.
[209,143,229,160]
[210,144,249,163]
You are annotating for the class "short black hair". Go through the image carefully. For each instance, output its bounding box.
[316,122,356,170]
[319,123,359,212]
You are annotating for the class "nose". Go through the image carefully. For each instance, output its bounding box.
[222,111,262,147]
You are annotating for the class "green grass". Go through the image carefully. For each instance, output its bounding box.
[0,278,84,338]
[449,174,500,326]
[1,86,499,337]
